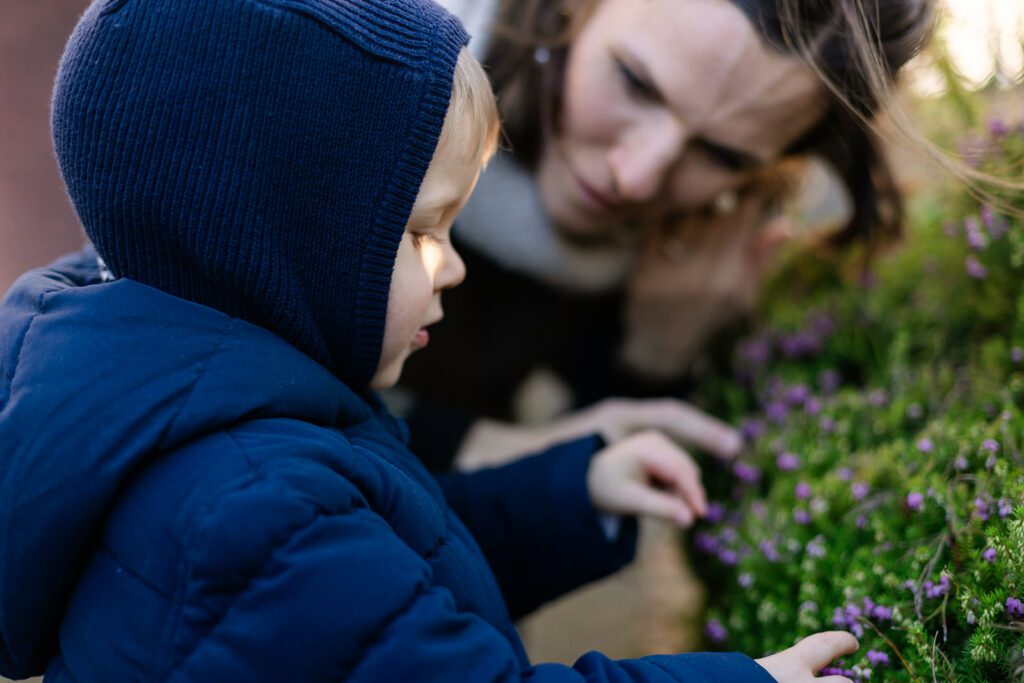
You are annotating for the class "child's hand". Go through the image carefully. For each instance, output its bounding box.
[754,632,860,683]
[587,430,707,527]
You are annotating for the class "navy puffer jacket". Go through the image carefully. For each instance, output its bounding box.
[0,250,775,682]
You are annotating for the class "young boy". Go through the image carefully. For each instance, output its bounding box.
[0,0,856,680]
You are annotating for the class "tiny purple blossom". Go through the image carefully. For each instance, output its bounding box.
[695,532,718,554]
[907,492,924,511]
[785,384,811,406]
[705,619,728,643]
[983,547,997,563]
[965,216,987,250]
[777,452,802,471]
[733,462,761,485]
[989,118,1011,137]
[982,439,1000,453]
[998,499,1014,518]
[981,205,1010,239]
[740,418,766,442]
[718,549,739,565]
[871,605,893,621]
[818,369,842,395]
[975,497,990,522]
[806,536,826,558]
[867,650,890,667]
[759,540,780,562]
[1013,347,1024,364]
[867,389,888,407]
[794,509,812,525]
[852,482,870,501]
[837,467,854,481]
[795,482,812,500]
[965,255,988,279]
[819,416,836,433]
[765,401,789,424]
[804,397,822,415]
[738,573,754,588]
[856,515,868,529]
[916,437,934,453]
[706,502,726,524]
[1007,597,1024,620]
[955,455,969,471]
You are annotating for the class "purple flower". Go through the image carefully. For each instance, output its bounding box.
[1007,597,1024,620]
[867,389,888,407]
[924,575,950,599]
[965,216,987,250]
[981,205,1009,239]
[795,482,812,500]
[989,118,1011,137]
[785,384,811,406]
[733,462,761,485]
[871,605,893,621]
[794,509,812,525]
[907,492,925,511]
[837,467,854,481]
[965,255,988,279]
[856,515,868,529]
[1013,347,1024,364]
[765,401,789,424]
[740,418,766,442]
[982,439,1000,453]
[705,502,726,524]
[999,499,1014,518]
[759,540,780,562]
[955,455,969,471]
[695,532,719,554]
[800,600,819,613]
[819,417,836,433]
[777,452,802,471]
[818,369,842,395]
[806,536,826,558]
[852,482,870,501]
[867,650,890,667]
[983,547,997,563]
[916,437,934,453]
[975,497,991,522]
[718,549,739,565]
[705,619,728,643]
[804,397,822,415]
[738,573,754,588]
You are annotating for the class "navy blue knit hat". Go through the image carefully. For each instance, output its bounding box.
[52,0,469,388]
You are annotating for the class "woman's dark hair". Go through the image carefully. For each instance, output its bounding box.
[486,0,936,249]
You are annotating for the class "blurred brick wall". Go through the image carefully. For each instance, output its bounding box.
[1,0,91,295]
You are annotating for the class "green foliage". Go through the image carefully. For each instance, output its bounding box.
[693,121,1024,681]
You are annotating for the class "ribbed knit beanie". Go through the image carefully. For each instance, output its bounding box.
[52,0,469,388]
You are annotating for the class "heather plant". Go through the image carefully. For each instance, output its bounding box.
[692,120,1024,681]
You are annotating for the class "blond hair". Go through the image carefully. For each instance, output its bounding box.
[437,47,501,165]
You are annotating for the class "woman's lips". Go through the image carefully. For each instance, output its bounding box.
[571,168,619,213]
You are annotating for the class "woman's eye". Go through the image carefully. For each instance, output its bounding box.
[615,58,657,101]
[696,141,748,173]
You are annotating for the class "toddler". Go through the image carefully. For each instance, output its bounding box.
[0,0,855,680]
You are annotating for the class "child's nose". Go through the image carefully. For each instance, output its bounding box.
[438,243,465,290]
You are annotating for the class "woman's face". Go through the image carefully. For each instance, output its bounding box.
[538,0,827,236]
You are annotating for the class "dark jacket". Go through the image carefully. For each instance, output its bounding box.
[0,250,775,682]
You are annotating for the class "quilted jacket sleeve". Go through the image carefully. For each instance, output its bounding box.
[164,475,774,683]
[436,434,639,619]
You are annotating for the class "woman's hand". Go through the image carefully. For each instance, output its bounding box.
[623,187,793,380]
[755,632,860,683]
[587,429,707,528]
[456,396,742,470]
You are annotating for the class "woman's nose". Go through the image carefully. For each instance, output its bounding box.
[608,118,686,203]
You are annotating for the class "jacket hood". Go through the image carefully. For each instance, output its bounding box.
[52,0,468,388]
[0,249,399,678]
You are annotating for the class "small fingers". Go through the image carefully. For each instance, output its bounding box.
[634,433,707,517]
[621,481,698,528]
[796,631,860,672]
[641,400,743,460]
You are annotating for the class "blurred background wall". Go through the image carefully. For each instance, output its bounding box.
[0,1,89,295]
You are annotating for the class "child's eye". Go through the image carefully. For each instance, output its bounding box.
[411,232,447,247]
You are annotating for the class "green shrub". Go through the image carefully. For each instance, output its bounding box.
[693,120,1024,682]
